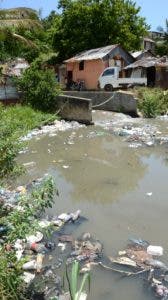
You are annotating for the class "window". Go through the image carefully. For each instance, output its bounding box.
[79,60,84,71]
[102,68,114,76]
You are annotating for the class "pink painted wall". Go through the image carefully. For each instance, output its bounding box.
[67,59,108,90]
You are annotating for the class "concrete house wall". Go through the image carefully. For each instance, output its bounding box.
[67,59,108,90]
[65,45,134,90]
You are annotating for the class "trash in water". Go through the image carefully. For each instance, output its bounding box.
[146,192,153,197]
[58,242,66,252]
[22,272,35,284]
[26,231,43,244]
[147,245,163,256]
[22,260,37,270]
[36,253,44,273]
[23,161,36,167]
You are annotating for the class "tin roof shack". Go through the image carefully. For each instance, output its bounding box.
[0,58,29,104]
[124,57,168,88]
[155,61,168,89]
[131,50,155,61]
[142,37,155,52]
[64,44,134,90]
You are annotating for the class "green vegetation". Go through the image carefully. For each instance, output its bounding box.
[50,0,148,61]
[0,177,54,300]
[0,104,55,181]
[136,87,168,118]
[0,2,149,63]
[66,260,90,300]
[155,19,168,56]
[16,61,60,112]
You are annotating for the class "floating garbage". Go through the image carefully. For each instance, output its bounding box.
[29,242,48,254]
[21,120,85,141]
[26,231,43,244]
[58,213,72,223]
[23,260,37,270]
[58,242,66,252]
[36,253,44,273]
[147,245,163,256]
[38,220,51,228]
[22,272,35,284]
[70,210,81,221]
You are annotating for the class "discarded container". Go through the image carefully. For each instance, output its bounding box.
[71,210,81,221]
[147,245,163,256]
[52,219,63,227]
[58,242,66,252]
[30,242,47,253]
[16,186,27,194]
[36,253,44,273]
[38,220,51,228]
[58,213,71,222]
[26,231,43,244]
[45,241,55,250]
[22,260,37,270]
[22,272,35,284]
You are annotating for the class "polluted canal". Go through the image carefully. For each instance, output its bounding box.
[17,110,168,300]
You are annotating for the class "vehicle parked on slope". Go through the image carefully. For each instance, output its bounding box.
[98,67,147,91]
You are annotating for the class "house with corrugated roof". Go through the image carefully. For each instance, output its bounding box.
[124,56,168,88]
[0,58,29,104]
[64,44,134,90]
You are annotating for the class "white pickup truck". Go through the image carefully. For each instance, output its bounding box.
[98,67,147,91]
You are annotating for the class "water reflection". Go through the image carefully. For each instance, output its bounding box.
[18,128,147,203]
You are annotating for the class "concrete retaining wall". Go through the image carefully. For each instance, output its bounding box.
[64,91,137,115]
[56,94,92,124]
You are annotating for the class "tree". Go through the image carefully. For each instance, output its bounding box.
[49,0,148,61]
[16,59,60,112]
[156,19,168,56]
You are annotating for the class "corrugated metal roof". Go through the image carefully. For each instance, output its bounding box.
[131,50,154,59]
[143,37,155,43]
[64,44,119,62]
[124,57,168,69]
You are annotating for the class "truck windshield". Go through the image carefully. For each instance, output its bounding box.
[102,69,114,76]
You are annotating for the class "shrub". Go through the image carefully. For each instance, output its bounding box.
[16,63,60,112]
[136,88,168,118]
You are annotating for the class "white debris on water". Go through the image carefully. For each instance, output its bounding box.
[21,120,86,141]
[94,112,168,148]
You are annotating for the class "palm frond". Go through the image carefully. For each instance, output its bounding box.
[13,33,38,48]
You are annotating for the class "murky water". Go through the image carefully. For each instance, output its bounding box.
[18,111,168,300]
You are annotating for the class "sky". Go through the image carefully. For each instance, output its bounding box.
[0,0,168,31]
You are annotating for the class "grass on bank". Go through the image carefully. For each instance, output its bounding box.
[136,87,168,118]
[0,176,54,300]
[0,104,56,181]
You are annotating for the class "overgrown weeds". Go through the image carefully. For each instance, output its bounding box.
[0,104,55,181]
[136,87,168,118]
[0,176,54,300]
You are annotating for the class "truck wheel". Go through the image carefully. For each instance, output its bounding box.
[104,84,113,91]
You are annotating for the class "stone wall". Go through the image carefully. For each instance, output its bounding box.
[56,94,92,124]
[64,91,137,115]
